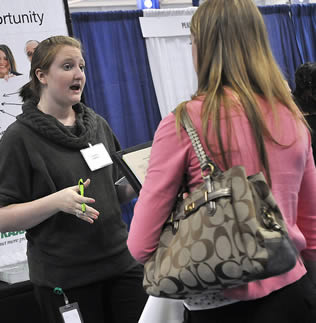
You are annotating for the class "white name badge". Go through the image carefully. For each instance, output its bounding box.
[80,143,113,171]
[59,303,84,323]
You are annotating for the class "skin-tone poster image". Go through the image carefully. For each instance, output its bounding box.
[0,0,70,138]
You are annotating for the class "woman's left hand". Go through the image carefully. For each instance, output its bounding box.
[55,178,100,224]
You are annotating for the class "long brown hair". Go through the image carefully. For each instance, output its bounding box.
[176,0,305,185]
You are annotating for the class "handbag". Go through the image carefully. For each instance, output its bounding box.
[143,107,298,299]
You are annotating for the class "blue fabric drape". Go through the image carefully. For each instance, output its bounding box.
[192,0,199,6]
[71,11,161,229]
[291,4,316,63]
[71,11,161,149]
[120,198,137,231]
[259,5,302,90]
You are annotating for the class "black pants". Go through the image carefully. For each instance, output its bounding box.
[183,275,316,323]
[33,264,148,323]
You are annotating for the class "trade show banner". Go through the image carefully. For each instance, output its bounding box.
[139,9,197,118]
[0,0,71,278]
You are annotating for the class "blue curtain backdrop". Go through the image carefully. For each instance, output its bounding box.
[71,11,161,228]
[191,2,314,89]
[259,5,302,90]
[71,11,161,150]
[291,4,316,63]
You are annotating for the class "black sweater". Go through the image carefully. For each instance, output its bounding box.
[0,101,137,288]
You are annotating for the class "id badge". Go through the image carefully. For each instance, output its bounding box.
[59,302,84,323]
[80,143,113,171]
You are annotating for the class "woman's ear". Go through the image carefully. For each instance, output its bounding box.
[35,68,47,85]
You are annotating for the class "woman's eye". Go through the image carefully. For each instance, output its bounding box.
[80,65,85,72]
[63,64,72,71]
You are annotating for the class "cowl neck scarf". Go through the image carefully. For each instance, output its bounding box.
[17,101,97,149]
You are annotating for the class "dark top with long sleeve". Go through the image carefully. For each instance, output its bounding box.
[0,100,137,289]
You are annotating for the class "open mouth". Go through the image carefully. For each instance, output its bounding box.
[70,84,80,91]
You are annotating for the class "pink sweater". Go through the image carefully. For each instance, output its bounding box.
[127,95,316,300]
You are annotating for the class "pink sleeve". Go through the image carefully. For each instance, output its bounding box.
[127,114,191,263]
[297,146,316,261]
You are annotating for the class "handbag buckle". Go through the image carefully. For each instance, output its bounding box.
[201,163,214,179]
[184,202,195,215]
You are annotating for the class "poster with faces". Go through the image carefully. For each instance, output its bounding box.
[0,0,70,139]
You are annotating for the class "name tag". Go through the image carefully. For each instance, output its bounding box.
[80,143,113,171]
[59,303,84,323]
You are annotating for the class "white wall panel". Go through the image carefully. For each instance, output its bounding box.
[68,0,316,12]
[68,0,192,12]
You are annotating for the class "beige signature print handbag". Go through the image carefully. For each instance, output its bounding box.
[143,107,298,299]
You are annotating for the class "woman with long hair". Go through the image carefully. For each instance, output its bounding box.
[127,1,316,322]
[0,44,22,80]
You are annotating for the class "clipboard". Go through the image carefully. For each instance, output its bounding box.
[112,141,152,194]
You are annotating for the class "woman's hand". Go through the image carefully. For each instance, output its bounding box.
[56,178,100,224]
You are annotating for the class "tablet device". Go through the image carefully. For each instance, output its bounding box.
[112,141,152,194]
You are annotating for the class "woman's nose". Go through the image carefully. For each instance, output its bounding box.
[74,67,84,79]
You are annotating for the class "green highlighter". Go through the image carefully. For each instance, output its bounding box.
[78,178,86,213]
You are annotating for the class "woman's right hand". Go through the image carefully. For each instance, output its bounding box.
[55,178,99,224]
